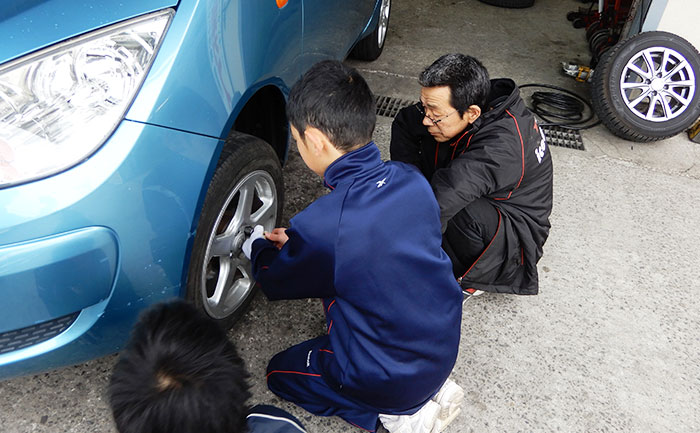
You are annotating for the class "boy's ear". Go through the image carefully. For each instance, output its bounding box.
[303,127,332,155]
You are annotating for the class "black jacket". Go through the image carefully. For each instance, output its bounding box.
[390,79,553,294]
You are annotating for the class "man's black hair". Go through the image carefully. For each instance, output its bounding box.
[418,53,491,115]
[287,60,376,153]
[108,300,251,433]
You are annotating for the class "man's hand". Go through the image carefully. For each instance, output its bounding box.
[265,228,288,249]
[242,225,265,259]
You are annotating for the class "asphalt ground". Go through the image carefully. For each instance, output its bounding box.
[1,0,699,432]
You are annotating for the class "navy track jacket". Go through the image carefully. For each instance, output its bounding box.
[250,142,462,412]
[247,405,306,433]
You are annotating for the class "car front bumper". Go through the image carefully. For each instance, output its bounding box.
[0,119,221,379]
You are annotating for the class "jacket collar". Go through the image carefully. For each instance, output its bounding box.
[323,142,381,189]
[473,78,519,128]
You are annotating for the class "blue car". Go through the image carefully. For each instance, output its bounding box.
[0,0,391,379]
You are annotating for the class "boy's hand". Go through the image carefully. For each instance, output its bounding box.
[265,228,288,249]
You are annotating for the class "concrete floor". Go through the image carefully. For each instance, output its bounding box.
[2,0,700,432]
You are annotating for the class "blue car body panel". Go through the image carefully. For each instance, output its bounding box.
[126,0,303,138]
[0,120,221,378]
[0,0,381,379]
[301,0,376,65]
[0,227,119,333]
[0,0,178,64]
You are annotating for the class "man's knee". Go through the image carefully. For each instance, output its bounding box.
[444,199,499,272]
[452,198,499,240]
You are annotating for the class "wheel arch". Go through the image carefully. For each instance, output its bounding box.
[179,81,289,297]
[229,81,290,163]
[354,0,384,47]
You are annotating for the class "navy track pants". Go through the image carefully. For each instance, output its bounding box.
[266,335,379,432]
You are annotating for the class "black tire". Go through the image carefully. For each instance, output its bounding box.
[186,132,283,328]
[591,31,700,142]
[585,20,601,40]
[589,29,610,52]
[477,0,535,8]
[572,18,586,29]
[566,11,581,22]
[350,0,390,61]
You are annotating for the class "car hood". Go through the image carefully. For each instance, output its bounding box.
[0,0,178,64]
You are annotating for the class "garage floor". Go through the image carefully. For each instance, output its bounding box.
[2,1,699,432]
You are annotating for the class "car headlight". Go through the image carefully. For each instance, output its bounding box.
[0,9,173,188]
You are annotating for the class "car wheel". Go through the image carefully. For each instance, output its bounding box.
[477,0,535,9]
[591,31,700,142]
[186,132,283,328]
[350,0,390,61]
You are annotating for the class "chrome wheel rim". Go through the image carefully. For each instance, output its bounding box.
[619,46,696,122]
[377,0,390,48]
[200,170,277,319]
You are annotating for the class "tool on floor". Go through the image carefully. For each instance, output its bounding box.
[561,62,594,82]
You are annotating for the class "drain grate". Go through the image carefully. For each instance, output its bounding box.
[0,312,79,355]
[540,125,585,150]
[376,95,414,118]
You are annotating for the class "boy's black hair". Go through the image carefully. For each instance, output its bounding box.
[287,60,376,153]
[108,300,251,433]
[418,53,491,115]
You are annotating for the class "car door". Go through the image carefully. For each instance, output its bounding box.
[301,0,376,65]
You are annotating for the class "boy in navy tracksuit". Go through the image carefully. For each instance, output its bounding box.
[108,300,306,433]
[241,61,464,433]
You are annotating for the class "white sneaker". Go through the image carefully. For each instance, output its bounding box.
[379,400,440,433]
[462,288,485,304]
[431,379,464,432]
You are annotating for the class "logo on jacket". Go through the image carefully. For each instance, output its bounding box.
[376,177,387,188]
[534,123,547,164]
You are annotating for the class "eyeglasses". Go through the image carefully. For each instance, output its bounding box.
[414,102,457,126]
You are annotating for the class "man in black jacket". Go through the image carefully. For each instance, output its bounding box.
[390,53,553,296]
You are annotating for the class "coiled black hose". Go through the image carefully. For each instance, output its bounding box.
[519,83,600,130]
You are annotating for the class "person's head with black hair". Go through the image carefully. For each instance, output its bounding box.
[416,53,491,143]
[107,300,251,433]
[286,60,376,177]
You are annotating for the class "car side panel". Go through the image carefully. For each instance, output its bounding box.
[301,0,377,64]
[125,0,303,138]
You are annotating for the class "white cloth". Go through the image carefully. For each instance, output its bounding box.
[242,225,265,259]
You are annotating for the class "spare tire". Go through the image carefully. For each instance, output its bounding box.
[477,0,535,8]
[591,31,700,142]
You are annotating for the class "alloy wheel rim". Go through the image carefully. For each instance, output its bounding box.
[377,0,390,48]
[200,170,277,319]
[619,46,695,122]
